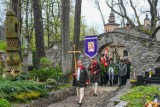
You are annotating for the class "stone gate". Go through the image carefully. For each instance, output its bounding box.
[98,31,160,75]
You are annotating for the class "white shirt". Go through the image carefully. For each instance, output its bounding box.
[77,67,81,81]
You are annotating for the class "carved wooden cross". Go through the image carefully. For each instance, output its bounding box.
[68,45,81,71]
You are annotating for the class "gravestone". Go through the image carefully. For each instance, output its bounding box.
[22,32,33,72]
[23,51,33,72]
[4,10,21,74]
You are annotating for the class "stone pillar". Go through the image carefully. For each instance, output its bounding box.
[4,10,21,74]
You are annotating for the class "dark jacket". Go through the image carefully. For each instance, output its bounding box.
[88,62,101,82]
[72,67,89,87]
[117,63,127,76]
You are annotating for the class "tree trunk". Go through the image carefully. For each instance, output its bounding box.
[72,0,82,71]
[61,0,71,74]
[32,0,45,68]
[74,0,82,51]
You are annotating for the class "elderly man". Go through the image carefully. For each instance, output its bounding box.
[72,60,89,105]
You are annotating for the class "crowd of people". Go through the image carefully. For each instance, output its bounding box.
[72,54,131,105]
[99,54,131,87]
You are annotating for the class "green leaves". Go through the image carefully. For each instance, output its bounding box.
[0,99,11,107]
[120,86,160,107]
[0,40,6,51]
[0,77,47,102]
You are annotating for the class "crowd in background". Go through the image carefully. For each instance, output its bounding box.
[99,54,131,87]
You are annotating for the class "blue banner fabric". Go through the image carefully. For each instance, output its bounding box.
[84,36,98,58]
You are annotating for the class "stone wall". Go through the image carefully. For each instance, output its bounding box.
[98,31,160,76]
[46,31,160,77]
[46,44,91,68]
[46,45,61,67]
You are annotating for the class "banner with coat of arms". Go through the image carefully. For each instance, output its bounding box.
[84,36,98,58]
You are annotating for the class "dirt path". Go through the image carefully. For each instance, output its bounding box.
[48,85,119,107]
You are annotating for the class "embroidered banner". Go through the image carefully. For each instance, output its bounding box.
[84,35,98,58]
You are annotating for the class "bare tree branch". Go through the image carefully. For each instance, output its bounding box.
[106,0,159,38]
[95,0,105,25]
[130,0,142,27]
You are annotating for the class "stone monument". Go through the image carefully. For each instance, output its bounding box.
[4,10,21,74]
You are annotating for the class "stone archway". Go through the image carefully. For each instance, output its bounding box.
[98,32,160,75]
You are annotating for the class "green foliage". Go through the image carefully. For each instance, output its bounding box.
[6,73,30,81]
[0,77,47,102]
[11,91,40,102]
[0,41,6,51]
[29,66,63,82]
[40,57,52,68]
[0,67,4,75]
[57,84,71,90]
[100,64,107,76]
[30,68,54,82]
[15,73,30,80]
[0,99,11,107]
[69,16,99,42]
[120,86,160,107]
[46,78,57,86]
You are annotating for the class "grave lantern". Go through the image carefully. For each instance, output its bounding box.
[4,10,21,74]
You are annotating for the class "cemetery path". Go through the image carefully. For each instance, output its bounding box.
[48,85,120,107]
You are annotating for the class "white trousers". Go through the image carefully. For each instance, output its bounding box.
[76,87,84,103]
[93,83,98,94]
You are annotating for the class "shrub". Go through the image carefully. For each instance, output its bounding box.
[13,73,30,81]
[46,78,57,86]
[12,91,41,102]
[29,66,63,82]
[40,57,52,68]
[120,86,160,107]
[29,67,54,82]
[0,77,47,102]
[0,99,11,107]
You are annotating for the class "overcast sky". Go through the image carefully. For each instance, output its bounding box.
[81,0,110,34]
[0,0,154,34]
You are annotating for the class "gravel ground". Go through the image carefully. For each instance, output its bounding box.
[48,85,120,107]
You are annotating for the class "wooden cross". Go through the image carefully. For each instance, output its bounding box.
[68,44,81,71]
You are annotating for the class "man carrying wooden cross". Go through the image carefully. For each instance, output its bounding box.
[69,45,89,105]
